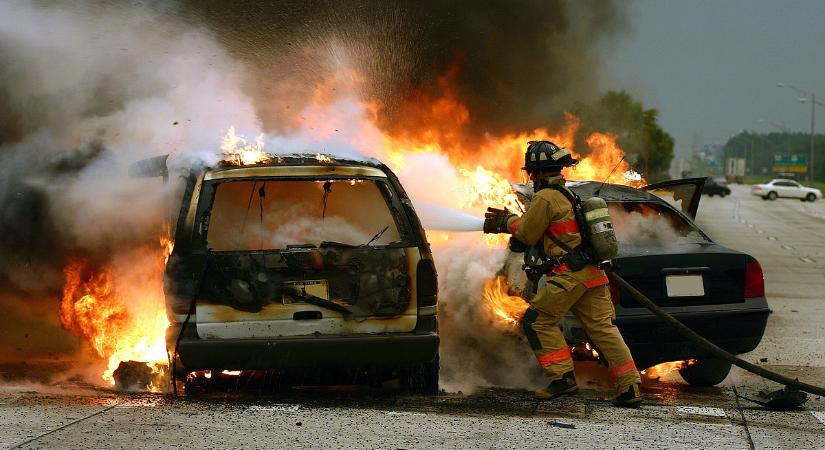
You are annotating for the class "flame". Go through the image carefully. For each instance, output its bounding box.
[641,360,694,381]
[221,126,270,166]
[481,276,529,326]
[315,153,333,163]
[55,64,652,380]
[59,234,173,390]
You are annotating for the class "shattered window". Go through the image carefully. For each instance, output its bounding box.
[206,179,402,251]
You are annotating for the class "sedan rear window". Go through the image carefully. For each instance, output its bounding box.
[206,179,401,251]
[609,201,710,246]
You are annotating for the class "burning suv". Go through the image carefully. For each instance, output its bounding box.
[505,178,770,386]
[135,155,439,392]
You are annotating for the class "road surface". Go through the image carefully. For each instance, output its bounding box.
[1,184,824,449]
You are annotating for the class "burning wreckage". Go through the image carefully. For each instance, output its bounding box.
[129,152,440,393]
[120,147,770,393]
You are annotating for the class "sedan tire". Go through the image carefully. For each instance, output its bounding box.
[679,358,732,386]
[767,191,778,200]
[806,193,817,202]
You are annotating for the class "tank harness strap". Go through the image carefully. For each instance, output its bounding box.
[542,184,583,254]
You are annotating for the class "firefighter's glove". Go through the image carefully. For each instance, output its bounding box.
[483,207,515,234]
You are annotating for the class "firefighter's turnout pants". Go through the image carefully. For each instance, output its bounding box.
[507,176,641,393]
[521,265,641,392]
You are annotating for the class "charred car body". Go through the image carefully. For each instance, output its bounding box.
[506,178,770,386]
[137,155,439,392]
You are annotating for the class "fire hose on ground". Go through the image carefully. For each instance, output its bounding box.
[607,271,825,403]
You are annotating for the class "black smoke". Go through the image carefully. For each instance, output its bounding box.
[179,0,630,138]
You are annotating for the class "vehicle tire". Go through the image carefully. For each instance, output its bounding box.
[806,193,816,202]
[679,358,732,387]
[400,357,440,394]
[708,193,713,197]
[767,191,778,201]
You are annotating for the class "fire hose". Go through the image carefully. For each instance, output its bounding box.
[607,271,825,399]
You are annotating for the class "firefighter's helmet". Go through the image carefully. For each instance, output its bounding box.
[522,140,578,173]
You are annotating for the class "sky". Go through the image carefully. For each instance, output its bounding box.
[605,0,825,157]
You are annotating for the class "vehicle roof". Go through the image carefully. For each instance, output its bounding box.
[204,154,388,180]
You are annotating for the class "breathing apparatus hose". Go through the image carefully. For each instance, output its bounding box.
[607,271,825,397]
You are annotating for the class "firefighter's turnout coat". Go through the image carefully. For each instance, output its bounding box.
[506,175,641,392]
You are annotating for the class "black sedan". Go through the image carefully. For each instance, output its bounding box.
[702,177,731,197]
[506,178,769,386]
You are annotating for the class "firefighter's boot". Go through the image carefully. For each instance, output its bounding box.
[612,382,642,407]
[535,371,578,400]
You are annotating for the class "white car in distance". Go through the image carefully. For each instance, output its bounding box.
[751,179,822,202]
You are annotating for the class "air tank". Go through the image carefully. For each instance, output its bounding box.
[582,197,618,261]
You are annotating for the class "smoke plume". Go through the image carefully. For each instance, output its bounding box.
[179,0,630,147]
[0,1,258,365]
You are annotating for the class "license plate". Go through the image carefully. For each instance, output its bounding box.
[665,275,704,297]
[282,280,329,304]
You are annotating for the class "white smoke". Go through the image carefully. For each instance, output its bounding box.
[0,2,261,376]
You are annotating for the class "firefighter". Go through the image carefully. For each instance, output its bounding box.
[483,140,642,407]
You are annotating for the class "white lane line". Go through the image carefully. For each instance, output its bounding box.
[813,411,825,426]
[756,229,765,234]
[767,236,778,241]
[676,406,727,417]
[781,244,796,251]
[249,404,301,412]
[386,411,426,416]
[800,257,815,263]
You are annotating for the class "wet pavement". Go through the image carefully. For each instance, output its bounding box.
[2,184,825,449]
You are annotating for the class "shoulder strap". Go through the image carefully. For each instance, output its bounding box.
[540,185,582,253]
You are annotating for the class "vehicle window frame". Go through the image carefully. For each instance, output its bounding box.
[607,199,714,244]
[192,175,417,253]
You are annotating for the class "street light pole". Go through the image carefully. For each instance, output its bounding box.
[778,82,825,181]
[811,93,815,181]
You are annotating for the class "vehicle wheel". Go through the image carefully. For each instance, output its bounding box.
[679,358,732,386]
[708,193,714,197]
[767,191,778,200]
[400,357,440,394]
[719,193,726,198]
[806,193,816,202]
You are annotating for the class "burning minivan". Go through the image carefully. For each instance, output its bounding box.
[132,154,439,393]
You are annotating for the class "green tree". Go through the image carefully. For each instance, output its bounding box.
[576,91,675,181]
[723,131,825,180]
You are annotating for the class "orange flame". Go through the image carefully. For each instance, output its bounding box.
[641,360,694,382]
[221,126,270,166]
[59,234,173,390]
[481,276,529,326]
[58,64,651,380]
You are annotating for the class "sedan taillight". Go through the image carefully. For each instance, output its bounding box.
[417,259,438,307]
[744,261,764,298]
